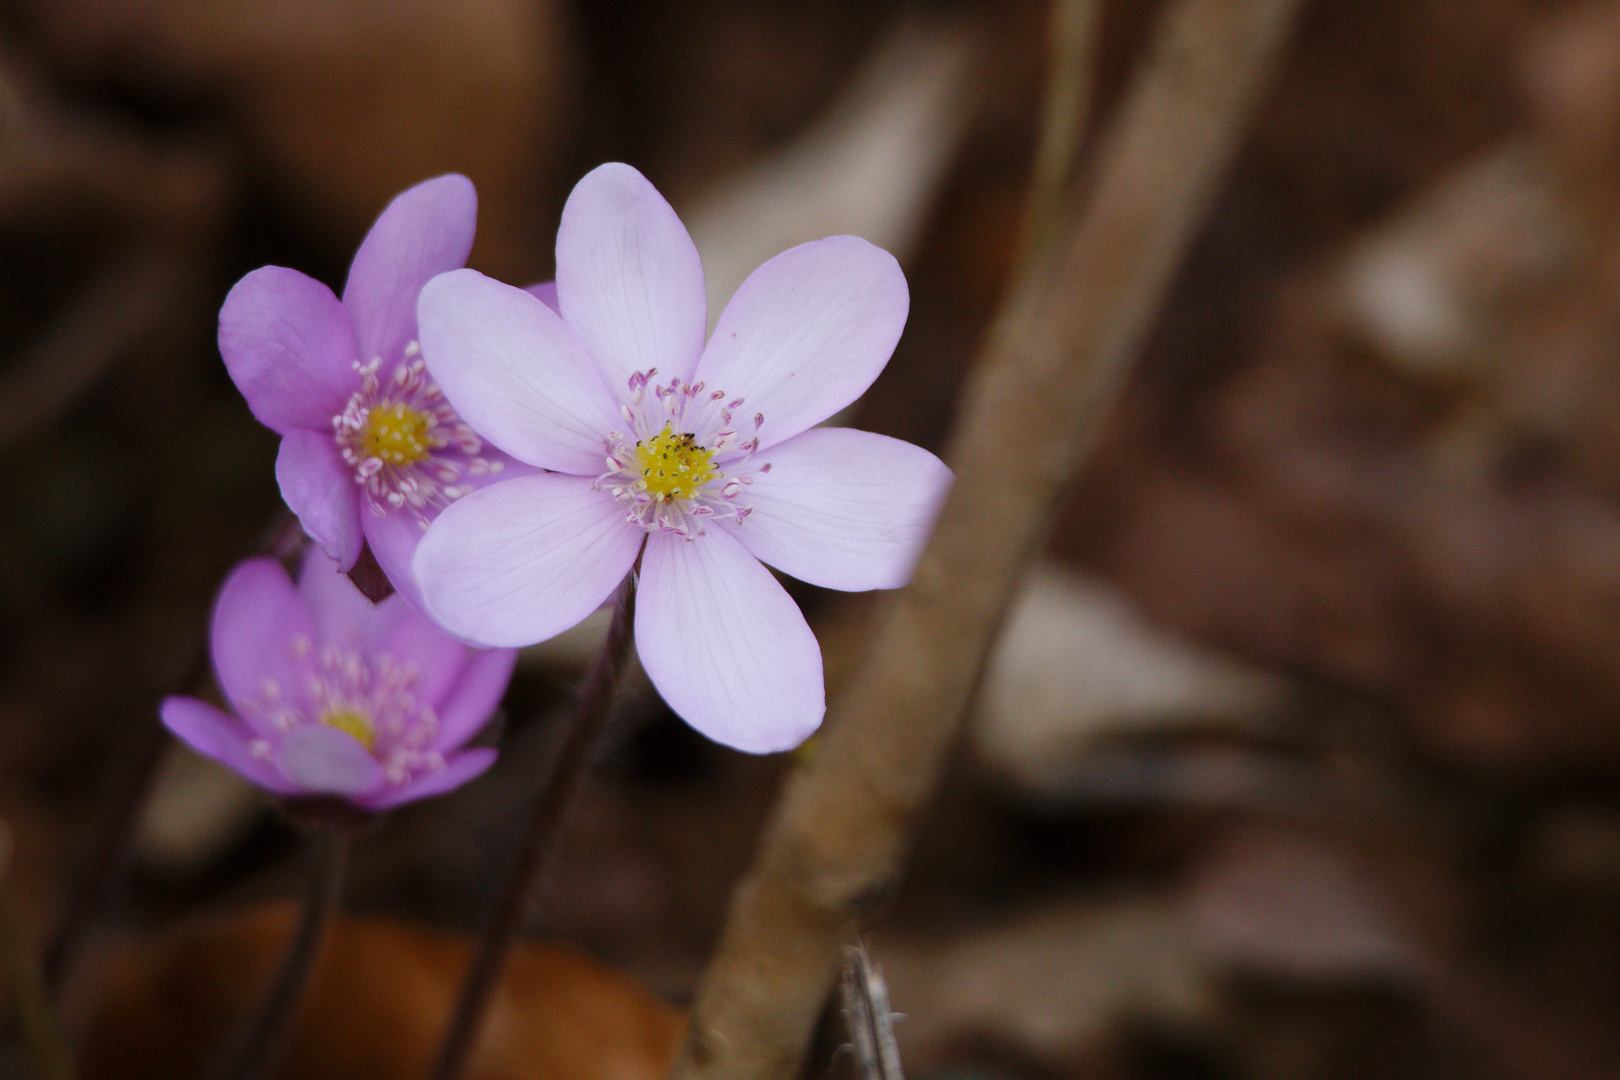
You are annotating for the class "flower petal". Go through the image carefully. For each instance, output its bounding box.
[367,596,479,709]
[298,541,471,694]
[362,450,540,615]
[413,474,643,648]
[359,507,433,613]
[431,647,518,751]
[210,558,319,733]
[720,427,950,591]
[695,236,908,449]
[525,280,560,312]
[160,697,295,794]
[555,162,707,388]
[418,269,623,475]
[274,724,386,797]
[219,266,358,433]
[359,748,497,811]
[276,431,363,569]
[635,529,824,753]
[343,174,477,371]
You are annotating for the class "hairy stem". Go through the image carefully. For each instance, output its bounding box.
[41,712,170,997]
[0,825,76,1080]
[45,511,303,998]
[671,1,1307,1078]
[427,570,639,1080]
[207,828,347,1080]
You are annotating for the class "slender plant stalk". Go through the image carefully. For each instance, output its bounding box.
[1023,0,1104,247]
[45,512,303,998]
[40,710,171,996]
[0,824,76,1080]
[206,828,348,1080]
[669,1,1307,1078]
[427,570,639,1080]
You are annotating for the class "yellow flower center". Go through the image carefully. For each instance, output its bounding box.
[636,422,717,501]
[320,708,376,752]
[362,402,436,466]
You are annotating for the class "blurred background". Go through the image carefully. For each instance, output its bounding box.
[4,0,1620,1077]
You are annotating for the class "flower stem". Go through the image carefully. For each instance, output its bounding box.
[0,824,76,1080]
[427,570,638,1080]
[42,671,187,995]
[206,828,348,1080]
[45,511,304,998]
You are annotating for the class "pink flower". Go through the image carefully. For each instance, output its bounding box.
[411,163,951,753]
[218,174,528,607]
[161,552,517,810]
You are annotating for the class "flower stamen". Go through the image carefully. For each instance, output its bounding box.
[333,346,502,523]
[595,370,769,539]
[250,640,445,786]
[636,423,717,501]
[319,707,377,751]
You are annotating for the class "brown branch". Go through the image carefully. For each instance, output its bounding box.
[668,1,1307,1078]
[1023,0,1104,247]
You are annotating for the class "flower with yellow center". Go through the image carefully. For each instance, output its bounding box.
[159,552,519,809]
[217,173,529,606]
[413,163,952,753]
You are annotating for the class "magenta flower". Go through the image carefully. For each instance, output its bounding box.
[161,552,517,810]
[411,163,951,753]
[218,174,527,607]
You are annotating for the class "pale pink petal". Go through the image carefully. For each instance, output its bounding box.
[555,163,706,388]
[343,174,477,371]
[219,266,358,434]
[431,648,518,751]
[161,697,295,794]
[299,540,487,706]
[418,270,623,475]
[720,428,950,591]
[635,530,824,753]
[275,431,363,569]
[413,474,643,647]
[296,548,386,649]
[360,749,497,811]
[210,558,319,732]
[361,450,541,615]
[695,236,908,449]
[360,508,432,614]
[524,280,560,312]
[274,724,386,797]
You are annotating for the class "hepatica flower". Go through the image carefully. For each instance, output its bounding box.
[411,163,951,753]
[161,552,517,809]
[218,174,524,605]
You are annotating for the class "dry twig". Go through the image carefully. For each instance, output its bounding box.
[840,945,904,1080]
[670,1,1308,1078]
